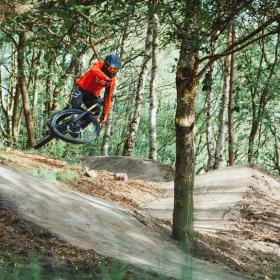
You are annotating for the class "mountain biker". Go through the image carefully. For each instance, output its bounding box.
[70,53,121,125]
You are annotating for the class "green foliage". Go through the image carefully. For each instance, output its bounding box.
[0,0,280,175]
[27,168,58,183]
[0,255,167,280]
[0,257,42,280]
[26,168,79,183]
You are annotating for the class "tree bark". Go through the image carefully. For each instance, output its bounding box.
[172,0,201,252]
[123,15,153,156]
[44,59,53,117]
[17,31,36,148]
[204,67,215,170]
[101,98,115,156]
[32,50,42,123]
[228,26,236,166]
[0,69,8,138]
[149,12,159,160]
[213,42,231,170]
[149,10,159,160]
[11,83,21,143]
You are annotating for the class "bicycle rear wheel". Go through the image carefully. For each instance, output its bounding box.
[50,109,100,144]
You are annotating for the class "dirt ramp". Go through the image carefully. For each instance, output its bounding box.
[81,156,174,182]
[145,166,280,278]
[0,165,246,280]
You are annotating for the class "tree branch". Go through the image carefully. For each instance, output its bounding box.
[198,21,280,78]
[88,37,100,61]
[200,16,279,64]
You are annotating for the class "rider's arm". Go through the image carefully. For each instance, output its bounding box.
[100,79,116,124]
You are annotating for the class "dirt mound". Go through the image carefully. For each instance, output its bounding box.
[145,166,280,278]
[0,149,276,278]
[81,156,174,182]
[0,149,164,211]
[0,165,244,280]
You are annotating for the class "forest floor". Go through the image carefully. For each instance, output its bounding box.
[0,149,279,279]
[0,149,171,279]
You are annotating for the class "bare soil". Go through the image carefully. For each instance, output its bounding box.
[1,149,279,279]
[0,149,163,211]
[0,149,169,279]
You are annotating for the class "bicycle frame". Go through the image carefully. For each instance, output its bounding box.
[72,103,99,123]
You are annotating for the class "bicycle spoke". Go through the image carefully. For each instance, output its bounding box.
[50,109,100,144]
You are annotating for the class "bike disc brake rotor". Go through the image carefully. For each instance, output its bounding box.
[67,122,82,135]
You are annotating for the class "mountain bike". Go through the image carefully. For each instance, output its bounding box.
[34,102,102,149]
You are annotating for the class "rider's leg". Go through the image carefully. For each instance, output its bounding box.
[70,87,84,109]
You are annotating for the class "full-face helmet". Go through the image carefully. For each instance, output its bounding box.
[103,53,121,78]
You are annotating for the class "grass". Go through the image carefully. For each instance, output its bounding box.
[26,168,79,184]
[0,256,169,280]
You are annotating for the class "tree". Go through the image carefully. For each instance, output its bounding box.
[213,49,230,170]
[172,0,280,250]
[228,25,236,166]
[172,0,201,251]
[123,9,153,156]
[149,8,159,161]
[17,31,36,148]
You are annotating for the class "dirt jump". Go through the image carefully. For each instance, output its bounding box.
[0,163,246,280]
[82,157,280,279]
[81,156,174,181]
[0,152,279,279]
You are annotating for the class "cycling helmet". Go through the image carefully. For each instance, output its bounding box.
[103,54,121,78]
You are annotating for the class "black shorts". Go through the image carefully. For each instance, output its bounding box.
[71,86,101,114]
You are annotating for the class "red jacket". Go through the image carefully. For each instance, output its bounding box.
[76,61,116,119]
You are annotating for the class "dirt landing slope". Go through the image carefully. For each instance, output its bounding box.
[79,156,280,278]
[0,165,246,280]
[144,166,280,278]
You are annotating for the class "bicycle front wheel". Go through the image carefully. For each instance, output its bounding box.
[50,109,100,144]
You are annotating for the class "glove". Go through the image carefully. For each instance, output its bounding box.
[106,79,112,88]
[99,115,107,125]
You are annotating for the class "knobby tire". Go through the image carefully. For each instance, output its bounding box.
[50,109,100,144]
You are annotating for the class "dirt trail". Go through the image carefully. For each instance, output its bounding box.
[0,164,245,280]
[82,157,280,278]
[144,166,280,278]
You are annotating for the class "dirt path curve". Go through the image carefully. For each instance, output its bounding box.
[0,165,246,280]
[143,166,280,277]
[82,157,280,278]
[144,166,280,230]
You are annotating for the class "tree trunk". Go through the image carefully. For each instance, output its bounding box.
[123,16,153,156]
[149,12,159,161]
[213,46,231,169]
[11,83,21,143]
[101,13,131,156]
[248,34,280,162]
[44,59,53,117]
[270,127,280,174]
[172,0,201,252]
[0,69,8,139]
[101,98,115,156]
[32,50,42,123]
[204,36,218,171]
[17,31,36,148]
[228,26,236,166]
[204,67,215,170]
